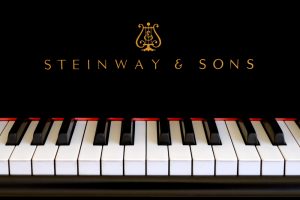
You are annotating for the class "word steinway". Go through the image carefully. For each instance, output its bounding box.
[43,58,255,71]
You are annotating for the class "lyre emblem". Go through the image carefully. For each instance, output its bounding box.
[136,22,161,52]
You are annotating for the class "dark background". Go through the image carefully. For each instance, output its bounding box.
[0,1,299,118]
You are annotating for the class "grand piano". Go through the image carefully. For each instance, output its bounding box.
[1,1,300,197]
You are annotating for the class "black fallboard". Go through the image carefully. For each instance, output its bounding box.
[1,2,299,118]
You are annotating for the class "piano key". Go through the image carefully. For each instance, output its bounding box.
[9,121,39,175]
[169,120,192,175]
[93,120,110,145]
[120,119,134,145]
[6,118,31,145]
[0,121,8,136]
[237,119,259,145]
[226,121,261,175]
[213,121,237,175]
[55,121,87,175]
[78,120,101,175]
[146,121,169,175]
[261,118,286,145]
[251,121,284,175]
[31,118,53,145]
[124,121,146,175]
[0,121,15,175]
[191,121,215,176]
[276,121,300,175]
[56,118,76,145]
[203,119,222,145]
[180,119,196,145]
[285,121,300,147]
[158,119,171,145]
[101,121,124,175]
[32,121,62,175]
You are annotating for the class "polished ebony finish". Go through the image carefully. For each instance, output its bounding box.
[94,120,110,145]
[158,119,171,145]
[31,119,53,145]
[203,119,222,145]
[120,119,134,145]
[6,119,31,145]
[237,119,259,145]
[180,119,196,145]
[261,119,286,145]
[1,176,300,197]
[56,119,76,145]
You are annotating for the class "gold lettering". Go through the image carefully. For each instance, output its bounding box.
[44,59,51,70]
[57,59,66,70]
[87,59,90,70]
[199,59,206,69]
[246,58,255,69]
[98,60,107,69]
[213,59,224,69]
[151,59,160,70]
[73,59,80,70]
[135,59,144,70]
[175,58,182,70]
[230,59,239,69]
[115,59,127,69]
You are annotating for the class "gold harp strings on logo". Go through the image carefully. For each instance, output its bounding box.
[136,22,161,51]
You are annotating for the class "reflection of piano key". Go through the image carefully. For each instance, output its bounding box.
[2,117,300,176]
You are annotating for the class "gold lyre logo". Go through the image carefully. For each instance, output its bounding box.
[136,22,161,52]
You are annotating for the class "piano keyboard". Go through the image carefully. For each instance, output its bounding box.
[1,117,300,176]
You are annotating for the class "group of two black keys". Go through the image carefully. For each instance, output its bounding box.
[5,118,286,146]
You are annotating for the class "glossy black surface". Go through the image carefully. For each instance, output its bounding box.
[56,119,76,145]
[6,119,30,145]
[237,119,259,145]
[94,120,110,145]
[31,119,53,145]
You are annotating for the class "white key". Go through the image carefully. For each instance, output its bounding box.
[78,120,101,175]
[169,121,192,175]
[0,121,15,175]
[191,121,215,176]
[55,121,86,175]
[124,121,146,175]
[277,121,300,175]
[213,121,237,175]
[285,121,300,147]
[146,121,169,175]
[9,121,39,175]
[252,121,284,175]
[101,121,124,175]
[226,121,261,175]
[32,121,62,175]
[0,121,8,136]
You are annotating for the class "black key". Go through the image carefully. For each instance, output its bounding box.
[261,118,286,145]
[203,119,222,145]
[31,118,53,145]
[6,118,31,145]
[158,119,171,145]
[56,119,76,145]
[94,120,110,145]
[180,119,196,145]
[120,119,134,145]
[237,119,259,145]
